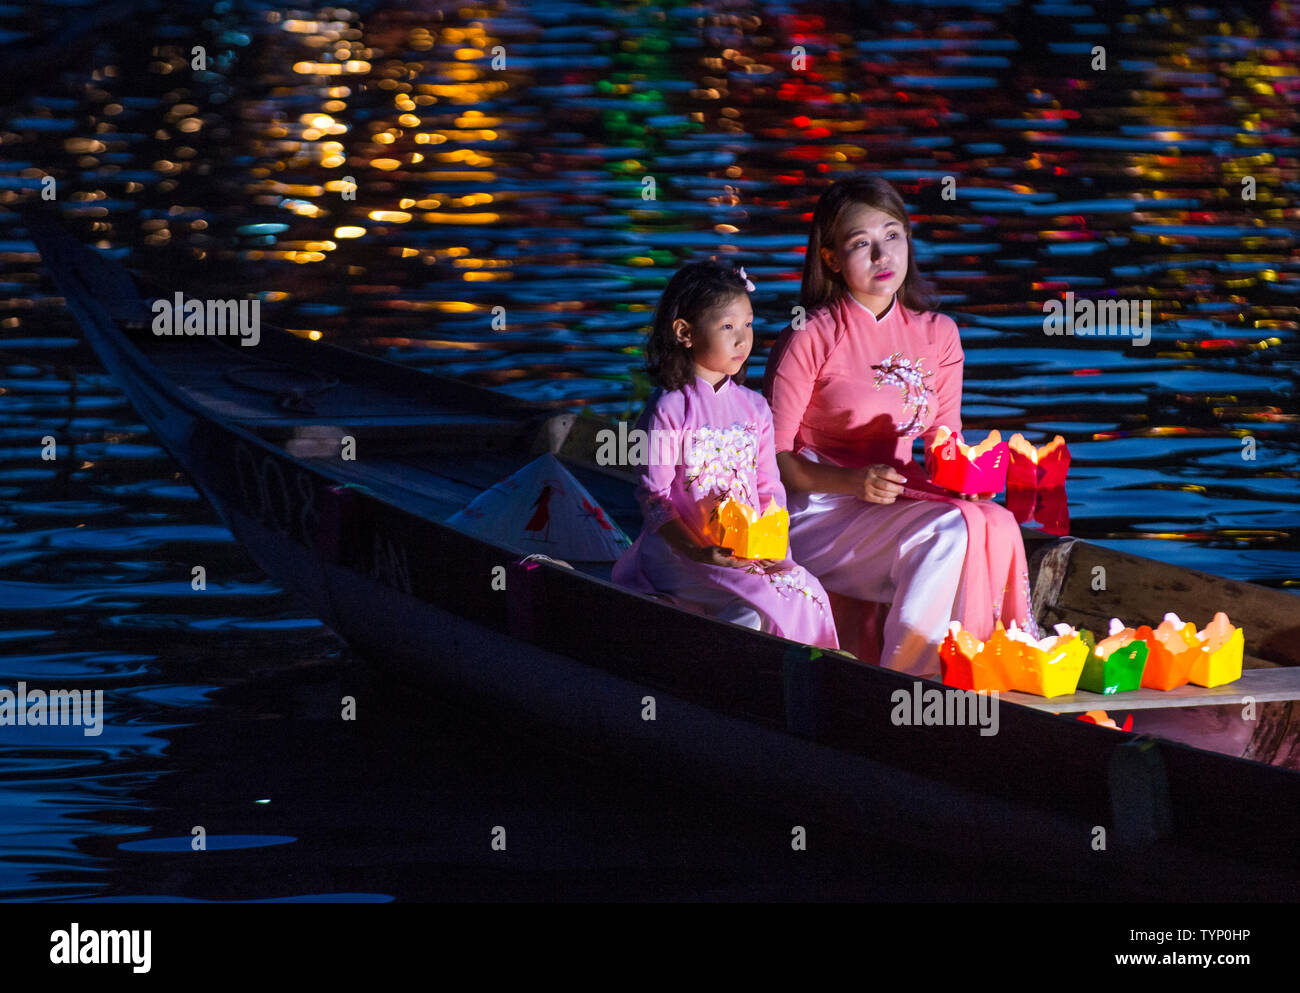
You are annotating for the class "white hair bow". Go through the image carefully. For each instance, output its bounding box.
[736,266,755,292]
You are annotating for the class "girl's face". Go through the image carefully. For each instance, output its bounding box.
[819,203,909,316]
[674,292,753,386]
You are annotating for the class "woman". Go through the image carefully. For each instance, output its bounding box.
[762,174,1037,676]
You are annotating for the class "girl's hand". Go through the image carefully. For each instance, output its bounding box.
[692,545,753,569]
[849,464,908,504]
[692,546,793,572]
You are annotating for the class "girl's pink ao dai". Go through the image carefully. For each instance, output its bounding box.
[612,374,840,650]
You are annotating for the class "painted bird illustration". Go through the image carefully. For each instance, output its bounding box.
[524,484,556,542]
[581,497,614,531]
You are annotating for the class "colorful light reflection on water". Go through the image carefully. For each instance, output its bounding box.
[0,0,1296,900]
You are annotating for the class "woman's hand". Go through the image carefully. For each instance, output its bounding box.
[944,488,996,502]
[849,464,908,504]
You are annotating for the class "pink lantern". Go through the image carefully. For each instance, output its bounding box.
[926,426,1010,495]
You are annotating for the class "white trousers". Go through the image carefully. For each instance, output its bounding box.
[787,486,968,677]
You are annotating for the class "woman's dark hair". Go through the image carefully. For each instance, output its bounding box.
[645,260,752,391]
[800,174,936,314]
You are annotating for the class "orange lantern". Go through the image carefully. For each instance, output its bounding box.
[940,620,1087,697]
[1135,614,1199,691]
[940,622,1008,692]
[714,495,789,560]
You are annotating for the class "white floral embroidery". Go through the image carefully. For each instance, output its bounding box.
[871,351,935,438]
[740,562,829,614]
[684,421,759,506]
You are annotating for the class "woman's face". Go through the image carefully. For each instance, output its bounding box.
[674,292,753,385]
[819,203,909,315]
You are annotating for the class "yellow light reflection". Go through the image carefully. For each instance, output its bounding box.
[421,172,495,182]
[292,60,371,75]
[421,212,499,224]
[269,183,325,196]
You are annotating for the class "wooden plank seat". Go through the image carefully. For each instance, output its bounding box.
[305,453,483,521]
[1003,665,1300,712]
[247,413,534,457]
[159,342,551,458]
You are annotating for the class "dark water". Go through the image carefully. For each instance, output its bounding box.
[0,0,1297,900]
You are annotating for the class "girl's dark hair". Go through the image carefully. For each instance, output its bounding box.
[800,174,937,314]
[645,260,751,391]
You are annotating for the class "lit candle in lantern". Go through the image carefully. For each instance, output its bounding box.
[1190,611,1243,688]
[1135,613,1199,691]
[925,426,1010,494]
[1078,617,1148,694]
[997,620,1090,697]
[1007,433,1071,489]
[714,495,789,560]
[1130,611,1242,690]
[940,619,1087,697]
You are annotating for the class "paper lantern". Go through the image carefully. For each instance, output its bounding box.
[1078,710,1134,731]
[1007,433,1071,489]
[1135,615,1198,691]
[1077,618,1148,694]
[714,495,789,560]
[939,622,1009,692]
[1189,611,1244,688]
[996,620,1090,698]
[925,426,1010,495]
[940,620,1086,697]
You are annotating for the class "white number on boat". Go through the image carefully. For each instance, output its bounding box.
[233,440,323,549]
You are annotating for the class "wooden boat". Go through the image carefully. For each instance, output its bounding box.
[23,211,1300,898]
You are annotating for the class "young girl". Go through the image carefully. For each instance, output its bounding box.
[611,261,840,650]
[763,174,1037,674]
